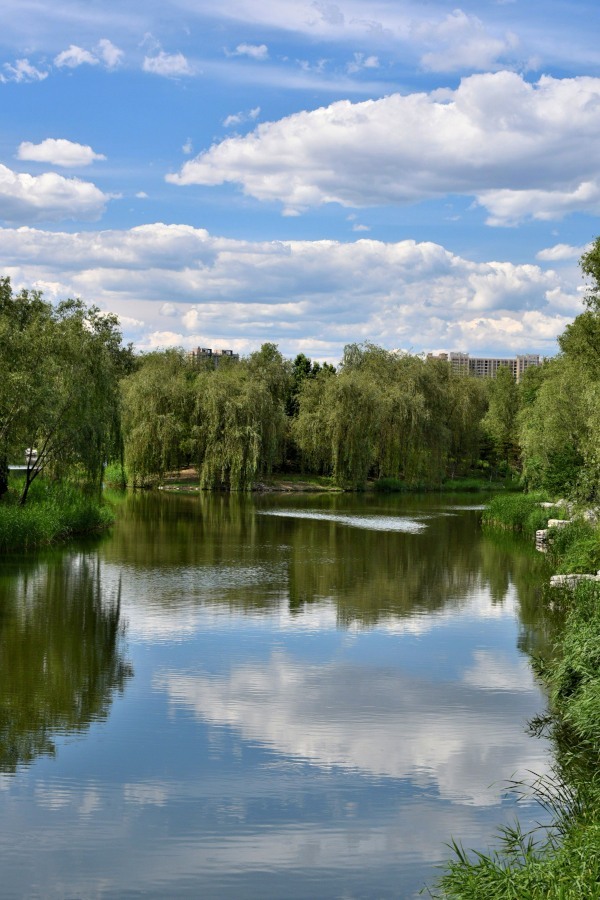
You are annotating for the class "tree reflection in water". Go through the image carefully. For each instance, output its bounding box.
[0,551,132,772]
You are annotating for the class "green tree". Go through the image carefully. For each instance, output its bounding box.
[193,347,288,490]
[121,349,195,485]
[481,365,520,471]
[518,357,587,495]
[0,280,126,504]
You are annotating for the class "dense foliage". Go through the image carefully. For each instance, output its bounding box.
[120,340,493,490]
[0,277,131,505]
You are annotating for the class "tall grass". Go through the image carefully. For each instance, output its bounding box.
[436,538,600,897]
[481,492,556,535]
[547,520,600,575]
[0,480,114,551]
[103,461,128,489]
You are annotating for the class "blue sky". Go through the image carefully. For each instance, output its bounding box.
[2,0,600,361]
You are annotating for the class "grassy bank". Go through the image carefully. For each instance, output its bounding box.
[481,492,559,535]
[373,475,518,493]
[0,481,114,551]
[436,502,600,898]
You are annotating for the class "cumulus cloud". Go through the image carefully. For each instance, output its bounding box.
[54,39,123,70]
[1,58,48,83]
[0,223,580,357]
[17,138,106,167]
[0,165,108,224]
[143,50,194,77]
[167,72,600,224]
[417,10,518,72]
[97,38,123,68]
[54,44,98,68]
[536,243,588,262]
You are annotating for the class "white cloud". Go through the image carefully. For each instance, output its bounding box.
[96,38,123,68]
[54,44,99,68]
[417,10,518,72]
[0,223,580,357]
[0,165,108,224]
[1,58,48,83]
[135,191,148,199]
[223,112,243,128]
[232,43,269,61]
[53,39,123,71]
[142,50,194,77]
[17,138,106,168]
[347,52,379,74]
[182,138,193,155]
[223,106,261,128]
[168,72,600,225]
[536,243,588,262]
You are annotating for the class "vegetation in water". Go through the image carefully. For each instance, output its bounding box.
[481,492,556,535]
[0,480,114,551]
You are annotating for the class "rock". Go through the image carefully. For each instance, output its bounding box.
[550,574,600,588]
[583,509,599,524]
[548,518,572,528]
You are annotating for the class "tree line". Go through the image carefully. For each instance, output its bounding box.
[121,342,492,490]
[3,235,600,499]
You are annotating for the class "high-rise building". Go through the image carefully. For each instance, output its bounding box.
[188,347,240,366]
[427,351,541,382]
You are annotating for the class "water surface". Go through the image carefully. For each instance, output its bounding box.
[0,491,553,898]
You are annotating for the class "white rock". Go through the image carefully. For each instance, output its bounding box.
[550,574,600,588]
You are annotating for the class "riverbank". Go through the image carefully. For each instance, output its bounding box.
[130,467,516,495]
[437,497,600,898]
[0,482,114,551]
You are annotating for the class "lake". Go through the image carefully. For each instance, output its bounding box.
[0,491,554,898]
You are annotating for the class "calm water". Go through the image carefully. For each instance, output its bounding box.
[0,491,554,898]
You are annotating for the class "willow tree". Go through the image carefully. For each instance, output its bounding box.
[193,351,287,491]
[480,365,520,472]
[293,355,380,489]
[290,367,337,475]
[336,344,452,486]
[439,364,488,478]
[121,349,195,484]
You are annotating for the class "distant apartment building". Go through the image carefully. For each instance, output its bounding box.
[188,347,240,366]
[427,351,541,382]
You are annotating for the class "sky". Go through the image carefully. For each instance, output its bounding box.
[1,0,600,362]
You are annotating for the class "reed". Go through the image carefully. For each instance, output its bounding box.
[0,481,114,551]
